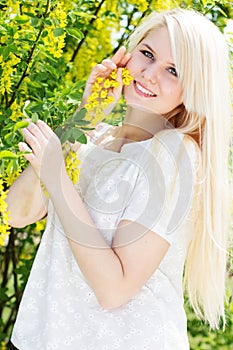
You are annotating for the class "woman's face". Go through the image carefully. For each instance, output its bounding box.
[124,26,183,115]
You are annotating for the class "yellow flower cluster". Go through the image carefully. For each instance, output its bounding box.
[43,1,68,58]
[10,99,24,122]
[1,341,7,350]
[35,219,46,233]
[5,0,20,14]
[0,175,11,246]
[4,164,23,187]
[127,0,148,12]
[84,68,133,126]
[0,53,21,95]
[65,150,81,185]
[152,0,177,11]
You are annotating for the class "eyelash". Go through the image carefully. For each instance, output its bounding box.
[140,50,178,77]
[140,50,154,60]
[168,67,177,77]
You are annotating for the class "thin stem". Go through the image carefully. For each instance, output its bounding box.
[70,0,105,62]
[112,8,135,54]
[7,0,51,108]
[203,4,215,16]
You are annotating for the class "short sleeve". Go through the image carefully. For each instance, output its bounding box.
[120,130,200,244]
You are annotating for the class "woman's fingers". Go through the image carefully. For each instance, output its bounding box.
[21,127,41,155]
[120,52,132,66]
[111,46,127,65]
[18,141,35,164]
[88,47,131,81]
[102,59,116,70]
[36,119,55,140]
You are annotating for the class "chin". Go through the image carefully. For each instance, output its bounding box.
[127,101,159,114]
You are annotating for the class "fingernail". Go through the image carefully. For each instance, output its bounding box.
[18,142,32,152]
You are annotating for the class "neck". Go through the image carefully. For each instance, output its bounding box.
[117,106,165,142]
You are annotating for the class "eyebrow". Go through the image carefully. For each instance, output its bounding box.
[141,43,176,67]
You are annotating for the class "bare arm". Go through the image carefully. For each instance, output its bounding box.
[19,120,170,309]
[6,165,48,228]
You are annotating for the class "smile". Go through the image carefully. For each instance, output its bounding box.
[134,81,157,97]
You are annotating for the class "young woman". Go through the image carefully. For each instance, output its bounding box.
[7,8,231,350]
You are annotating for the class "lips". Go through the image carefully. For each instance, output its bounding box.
[134,81,157,97]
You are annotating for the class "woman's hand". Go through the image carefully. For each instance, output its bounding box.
[19,120,65,191]
[81,47,131,115]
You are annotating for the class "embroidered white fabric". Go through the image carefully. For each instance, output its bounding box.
[11,124,199,350]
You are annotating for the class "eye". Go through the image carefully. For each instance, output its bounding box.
[140,50,154,60]
[168,67,177,77]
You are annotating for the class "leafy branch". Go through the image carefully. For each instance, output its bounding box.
[70,0,106,62]
[7,0,51,108]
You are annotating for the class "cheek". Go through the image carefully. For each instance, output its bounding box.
[125,61,134,75]
[125,55,140,75]
[164,80,183,101]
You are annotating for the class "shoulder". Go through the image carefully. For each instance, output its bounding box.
[151,129,201,165]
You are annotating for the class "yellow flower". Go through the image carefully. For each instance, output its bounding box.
[10,100,24,122]
[5,167,22,187]
[110,69,117,80]
[0,175,11,246]
[42,0,68,58]
[35,219,46,233]
[100,89,108,99]
[1,341,7,350]
[65,151,81,185]
[127,0,148,12]
[122,67,133,86]
[0,53,21,95]
[84,68,132,127]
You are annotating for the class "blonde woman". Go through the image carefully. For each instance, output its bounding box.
[7,8,231,350]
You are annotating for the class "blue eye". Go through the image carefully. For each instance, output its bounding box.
[140,50,154,60]
[168,67,177,77]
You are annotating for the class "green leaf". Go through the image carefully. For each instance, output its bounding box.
[30,17,39,26]
[54,28,65,37]
[71,128,87,144]
[75,120,90,126]
[73,108,87,121]
[2,45,10,60]
[76,132,87,144]
[60,129,73,144]
[4,132,15,144]
[31,113,39,123]
[14,15,30,24]
[73,11,96,20]
[42,30,48,38]
[13,121,29,131]
[71,128,83,140]
[23,12,38,18]
[68,92,82,100]
[72,80,86,91]
[58,100,68,112]
[66,27,84,40]
[46,65,59,78]
[0,150,18,159]
[55,126,63,138]
[27,102,44,113]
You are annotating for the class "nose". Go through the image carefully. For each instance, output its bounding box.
[142,63,161,85]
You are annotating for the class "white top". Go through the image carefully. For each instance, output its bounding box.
[11,124,200,350]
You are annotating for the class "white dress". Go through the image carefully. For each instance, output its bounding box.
[11,124,200,350]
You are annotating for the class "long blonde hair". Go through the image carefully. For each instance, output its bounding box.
[127,9,232,329]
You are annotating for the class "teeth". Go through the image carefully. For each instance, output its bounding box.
[136,82,155,96]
